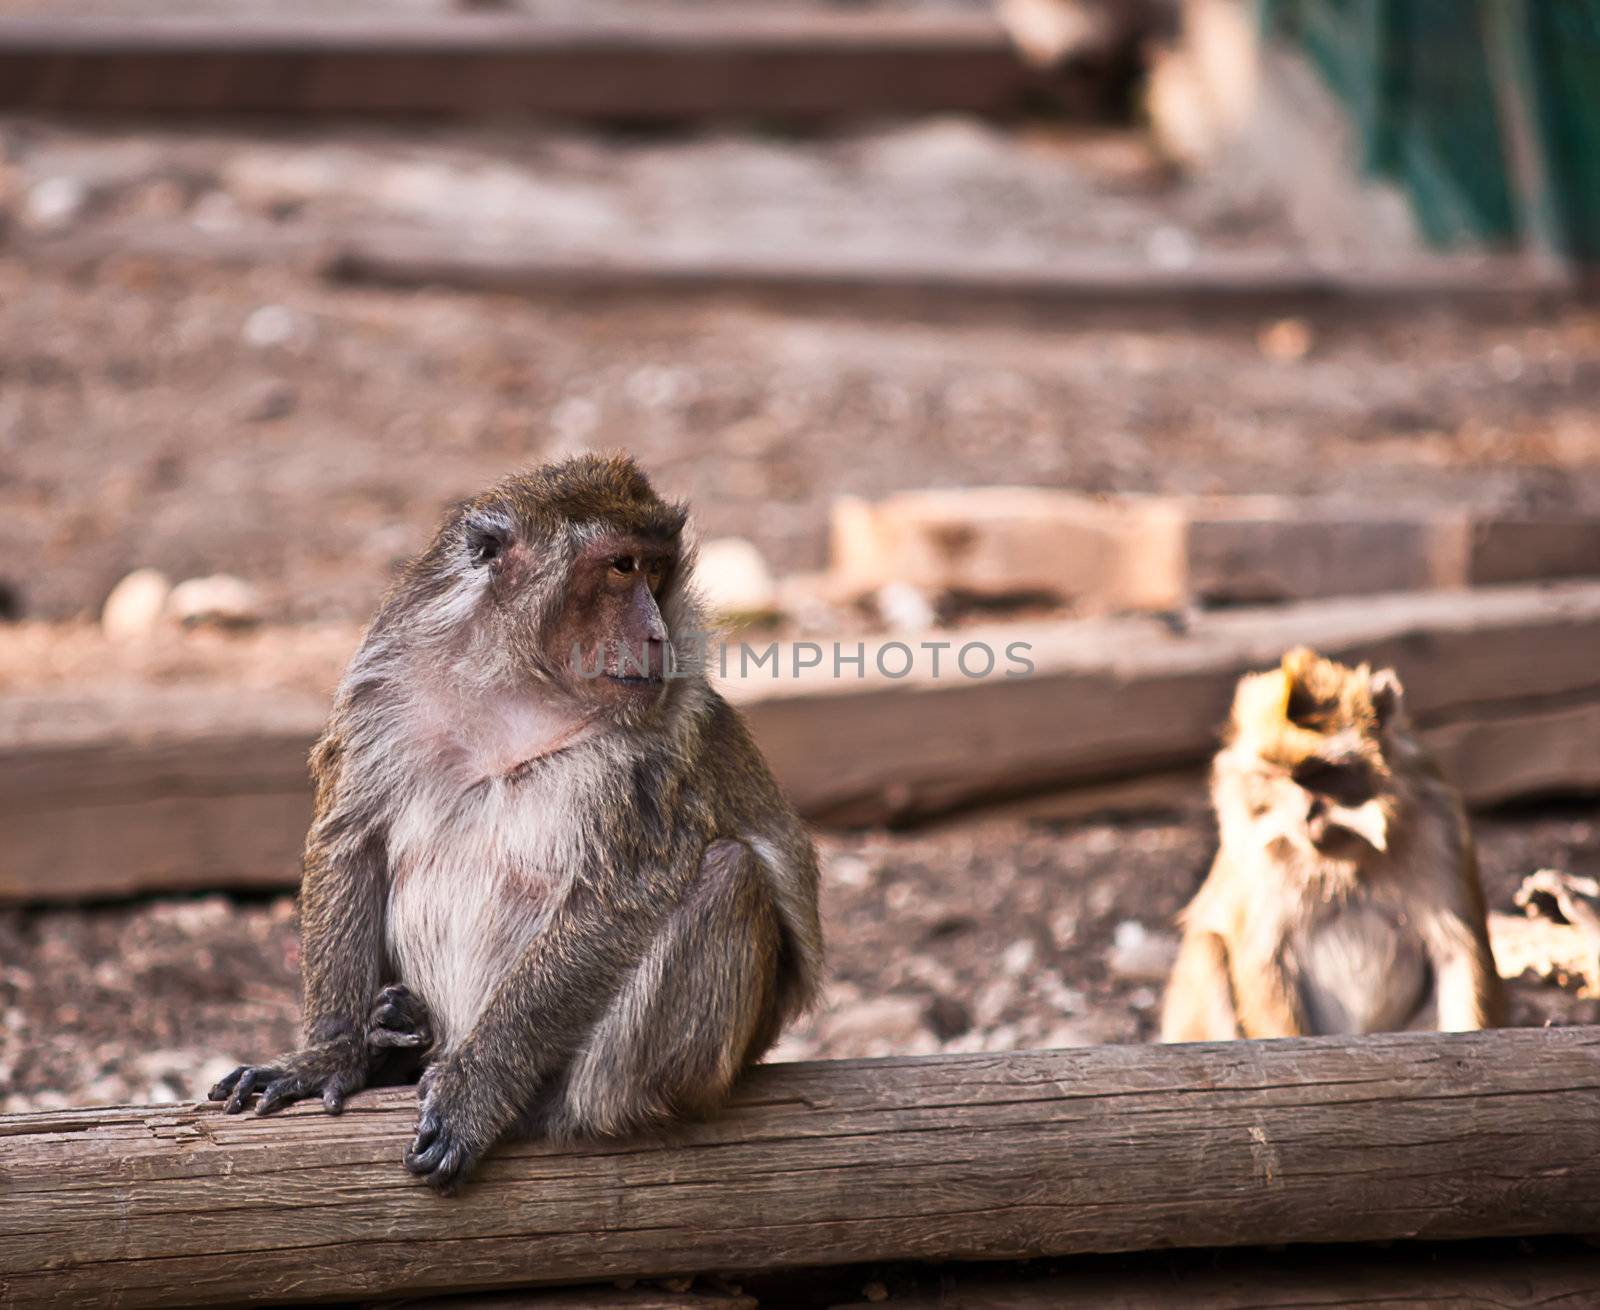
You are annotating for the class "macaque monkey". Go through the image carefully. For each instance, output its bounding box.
[209,455,823,1191]
[1161,647,1503,1042]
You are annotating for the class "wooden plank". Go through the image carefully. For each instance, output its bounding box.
[0,13,1037,120]
[729,583,1600,824]
[3,1028,1600,1309]
[323,236,1572,320]
[830,1246,1600,1309]
[5,584,1600,900]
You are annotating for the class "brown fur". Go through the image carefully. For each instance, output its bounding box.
[209,454,823,1191]
[1160,647,1504,1042]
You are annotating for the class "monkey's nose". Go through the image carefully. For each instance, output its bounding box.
[644,637,671,678]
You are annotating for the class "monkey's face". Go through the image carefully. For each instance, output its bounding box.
[413,458,698,725]
[547,534,680,715]
[1221,648,1406,867]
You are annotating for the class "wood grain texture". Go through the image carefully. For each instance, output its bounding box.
[4,1028,1600,1309]
[6,584,1600,900]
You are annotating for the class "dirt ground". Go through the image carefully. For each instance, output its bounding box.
[2,803,1596,1114]
[4,116,1599,624]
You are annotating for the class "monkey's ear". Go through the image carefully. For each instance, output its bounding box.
[1370,668,1405,729]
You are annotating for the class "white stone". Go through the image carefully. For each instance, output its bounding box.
[819,995,928,1054]
[875,581,936,633]
[242,304,305,349]
[24,176,88,229]
[1107,920,1181,983]
[167,574,262,628]
[696,537,777,618]
[102,568,173,643]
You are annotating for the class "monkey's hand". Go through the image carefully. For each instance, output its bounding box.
[208,1034,367,1116]
[404,1056,502,1194]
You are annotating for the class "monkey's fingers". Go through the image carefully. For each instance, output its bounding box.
[369,1027,428,1049]
[219,1065,278,1114]
[207,1066,247,1102]
[254,1074,312,1116]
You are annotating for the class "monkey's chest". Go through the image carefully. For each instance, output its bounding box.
[385,784,564,1049]
[1295,901,1433,1035]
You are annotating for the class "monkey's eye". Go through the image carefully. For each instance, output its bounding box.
[645,559,669,592]
[468,528,508,567]
[611,555,637,576]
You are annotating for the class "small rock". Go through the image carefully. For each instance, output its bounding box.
[973,977,1013,1028]
[190,189,243,234]
[240,379,297,423]
[1258,317,1314,362]
[167,574,262,629]
[923,994,972,1042]
[1106,920,1180,983]
[828,853,874,889]
[102,568,173,642]
[821,995,930,1055]
[875,581,936,633]
[861,1280,890,1303]
[23,176,88,229]
[1001,938,1037,976]
[696,537,777,618]
[241,304,306,350]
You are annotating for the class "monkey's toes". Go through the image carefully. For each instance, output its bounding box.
[404,1110,477,1193]
[369,984,433,1051]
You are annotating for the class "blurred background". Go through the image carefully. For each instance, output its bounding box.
[3,0,1600,1113]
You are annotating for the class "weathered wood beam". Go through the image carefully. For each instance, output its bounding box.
[0,13,1039,120]
[5,584,1600,901]
[324,238,1570,321]
[3,1028,1600,1309]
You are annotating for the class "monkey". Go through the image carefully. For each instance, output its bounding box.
[1160,646,1504,1043]
[208,454,824,1192]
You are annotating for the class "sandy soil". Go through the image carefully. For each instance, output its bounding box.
[7,115,1596,625]
[3,805,1596,1114]
[4,249,1600,625]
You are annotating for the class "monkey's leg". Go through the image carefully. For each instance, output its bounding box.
[541,838,784,1141]
[1159,931,1240,1043]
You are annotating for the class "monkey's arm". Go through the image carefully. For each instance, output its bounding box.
[1159,930,1240,1043]
[209,736,391,1115]
[1427,911,1506,1031]
[1423,839,1505,1032]
[404,872,671,1190]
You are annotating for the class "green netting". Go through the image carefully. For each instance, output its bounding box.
[1262,0,1600,259]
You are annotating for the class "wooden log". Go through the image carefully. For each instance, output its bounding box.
[3,1028,1600,1309]
[5,584,1600,900]
[0,13,1038,120]
[831,1247,1600,1309]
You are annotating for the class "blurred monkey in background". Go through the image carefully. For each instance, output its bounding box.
[1161,647,1503,1042]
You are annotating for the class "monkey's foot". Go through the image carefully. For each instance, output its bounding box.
[368,984,434,1052]
[207,1038,366,1115]
[403,1106,481,1194]
[403,1061,487,1193]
